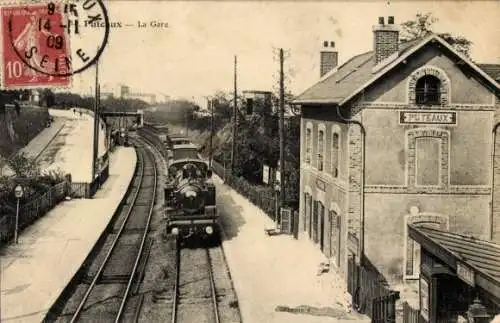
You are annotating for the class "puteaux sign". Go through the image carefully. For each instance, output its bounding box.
[399,111,457,125]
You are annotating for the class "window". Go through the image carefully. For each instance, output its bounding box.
[415,137,441,186]
[305,127,312,164]
[331,132,339,177]
[415,75,441,105]
[317,130,325,171]
[407,128,449,188]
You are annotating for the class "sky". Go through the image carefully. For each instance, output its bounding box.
[67,0,500,107]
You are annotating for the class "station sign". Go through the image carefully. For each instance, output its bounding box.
[399,111,457,125]
[263,165,270,184]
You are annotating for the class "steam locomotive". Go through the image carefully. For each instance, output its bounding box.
[164,158,219,244]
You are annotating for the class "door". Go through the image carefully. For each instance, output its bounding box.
[304,193,310,233]
[319,202,325,252]
[330,211,341,267]
[312,201,318,243]
[307,195,313,239]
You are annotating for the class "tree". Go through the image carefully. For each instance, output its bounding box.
[400,12,473,57]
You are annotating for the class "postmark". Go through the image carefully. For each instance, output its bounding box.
[1,0,110,89]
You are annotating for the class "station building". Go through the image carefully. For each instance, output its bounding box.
[293,16,500,320]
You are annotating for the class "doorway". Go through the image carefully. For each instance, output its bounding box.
[319,202,325,252]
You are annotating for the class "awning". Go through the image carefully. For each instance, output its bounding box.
[409,225,500,301]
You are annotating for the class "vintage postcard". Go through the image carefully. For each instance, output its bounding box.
[0,1,499,322]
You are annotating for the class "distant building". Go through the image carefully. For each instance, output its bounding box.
[118,84,156,104]
[100,92,114,100]
[242,90,273,116]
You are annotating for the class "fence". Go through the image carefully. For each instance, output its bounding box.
[0,179,70,244]
[402,301,422,323]
[70,164,110,198]
[347,255,400,321]
[211,159,278,221]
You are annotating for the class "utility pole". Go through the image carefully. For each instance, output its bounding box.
[231,55,237,173]
[279,48,286,208]
[209,98,214,168]
[92,59,100,182]
[185,109,189,136]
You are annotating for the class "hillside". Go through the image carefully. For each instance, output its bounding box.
[0,105,50,158]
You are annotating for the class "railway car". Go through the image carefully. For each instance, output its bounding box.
[164,158,219,244]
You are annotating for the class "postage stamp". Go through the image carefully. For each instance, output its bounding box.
[1,0,109,89]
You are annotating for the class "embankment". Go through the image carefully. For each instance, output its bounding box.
[0,105,50,158]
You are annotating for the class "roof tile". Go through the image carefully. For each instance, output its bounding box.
[295,39,422,104]
[415,226,500,282]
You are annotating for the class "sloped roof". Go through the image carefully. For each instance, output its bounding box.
[294,34,500,105]
[409,225,500,298]
[478,64,500,81]
[294,39,421,104]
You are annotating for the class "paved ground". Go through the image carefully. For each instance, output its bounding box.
[43,109,107,182]
[214,175,370,323]
[1,108,107,182]
[0,147,137,323]
[17,118,66,160]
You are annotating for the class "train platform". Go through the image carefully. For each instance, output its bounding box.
[213,175,371,323]
[0,147,137,323]
[43,109,107,183]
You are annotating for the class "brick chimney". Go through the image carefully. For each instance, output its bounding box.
[373,16,399,65]
[320,40,338,77]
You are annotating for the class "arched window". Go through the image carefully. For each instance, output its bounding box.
[305,127,312,164]
[331,132,339,177]
[415,75,441,105]
[317,130,325,171]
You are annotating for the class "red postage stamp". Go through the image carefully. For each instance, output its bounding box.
[1,3,71,89]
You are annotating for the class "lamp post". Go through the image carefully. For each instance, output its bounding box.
[14,185,23,244]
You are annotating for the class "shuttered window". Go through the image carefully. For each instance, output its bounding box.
[317,130,325,171]
[331,132,339,177]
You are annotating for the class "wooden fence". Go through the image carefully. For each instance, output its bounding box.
[402,301,422,323]
[0,179,70,244]
[347,255,400,321]
[211,160,277,221]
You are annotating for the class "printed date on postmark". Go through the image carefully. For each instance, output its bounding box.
[1,0,110,89]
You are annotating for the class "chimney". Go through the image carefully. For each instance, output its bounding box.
[320,40,338,77]
[373,16,399,65]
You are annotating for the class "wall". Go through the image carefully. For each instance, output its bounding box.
[364,193,490,282]
[300,108,350,276]
[363,109,492,186]
[354,41,497,284]
[364,44,494,105]
[0,105,50,157]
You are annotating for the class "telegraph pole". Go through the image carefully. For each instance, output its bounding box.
[92,59,100,182]
[209,98,214,168]
[231,55,237,172]
[279,48,286,207]
[185,109,189,136]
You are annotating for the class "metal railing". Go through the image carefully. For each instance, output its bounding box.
[0,179,70,244]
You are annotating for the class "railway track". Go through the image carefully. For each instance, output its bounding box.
[47,138,158,323]
[172,246,220,323]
